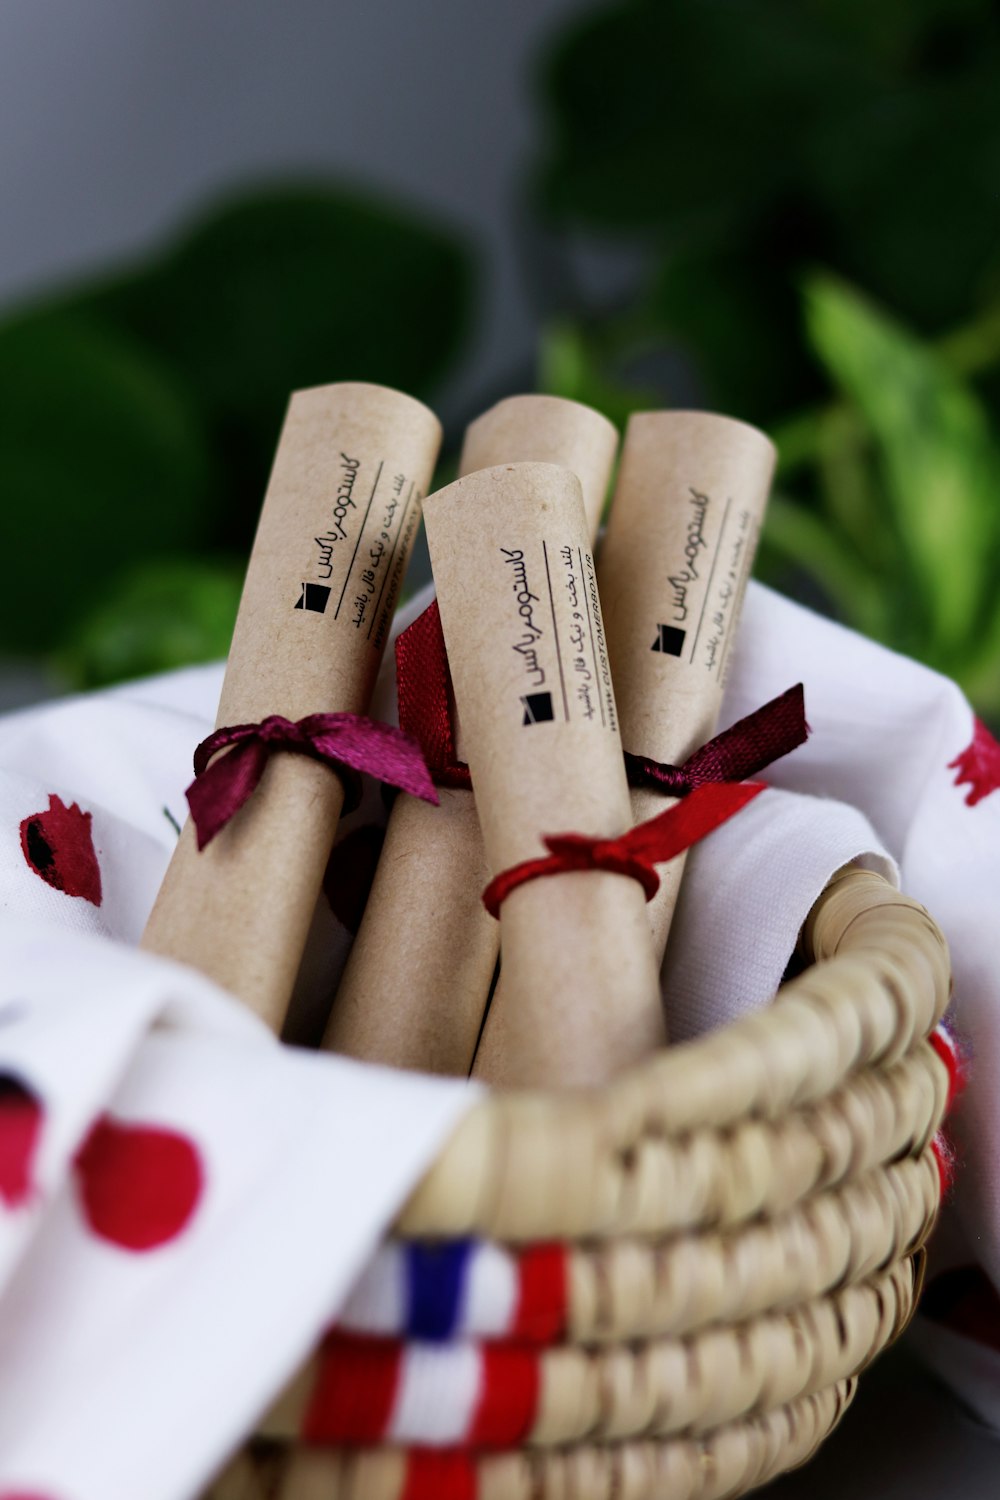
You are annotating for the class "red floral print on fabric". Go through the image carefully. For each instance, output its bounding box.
[949,718,1000,807]
[73,1116,204,1251]
[19,795,102,905]
[0,1075,43,1210]
[0,1493,62,1499]
[323,824,385,933]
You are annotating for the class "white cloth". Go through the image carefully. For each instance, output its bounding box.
[0,578,995,1497]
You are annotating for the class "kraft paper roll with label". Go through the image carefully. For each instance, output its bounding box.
[600,411,775,960]
[323,396,618,1073]
[473,410,775,1083]
[423,462,664,1088]
[141,382,442,1031]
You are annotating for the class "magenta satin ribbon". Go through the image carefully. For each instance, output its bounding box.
[624,684,808,795]
[186,713,439,850]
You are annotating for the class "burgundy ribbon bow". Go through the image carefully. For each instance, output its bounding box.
[395,601,809,916]
[396,603,808,798]
[395,601,471,788]
[186,713,439,851]
[625,683,809,796]
[482,781,765,917]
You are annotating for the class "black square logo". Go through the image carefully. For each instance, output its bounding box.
[520,691,554,725]
[295,583,331,614]
[651,624,686,656]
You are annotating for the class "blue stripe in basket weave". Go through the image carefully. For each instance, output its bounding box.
[405,1240,474,1340]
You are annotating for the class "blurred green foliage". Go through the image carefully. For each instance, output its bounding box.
[3,0,999,712]
[55,561,246,690]
[771,276,1000,712]
[0,184,473,683]
[534,0,1000,713]
[535,0,1000,418]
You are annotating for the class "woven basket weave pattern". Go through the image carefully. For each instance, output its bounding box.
[210,869,951,1500]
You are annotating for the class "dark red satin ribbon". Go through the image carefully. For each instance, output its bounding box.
[397,603,807,799]
[186,713,439,851]
[395,600,471,788]
[625,683,808,795]
[396,601,807,917]
[482,782,765,918]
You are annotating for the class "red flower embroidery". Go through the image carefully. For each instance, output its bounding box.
[19,795,102,905]
[73,1116,204,1252]
[0,1075,43,1210]
[948,718,1000,807]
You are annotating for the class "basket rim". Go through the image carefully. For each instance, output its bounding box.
[395,869,952,1242]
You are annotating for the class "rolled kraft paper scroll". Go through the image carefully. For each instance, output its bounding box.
[141,382,442,1031]
[423,462,664,1088]
[323,395,618,1073]
[602,411,775,961]
[473,410,775,1083]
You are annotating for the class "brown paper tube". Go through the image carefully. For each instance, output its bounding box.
[141,382,442,1031]
[474,410,775,1081]
[322,396,618,1073]
[603,410,774,964]
[423,462,664,1088]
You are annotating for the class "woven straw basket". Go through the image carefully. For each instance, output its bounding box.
[211,866,952,1500]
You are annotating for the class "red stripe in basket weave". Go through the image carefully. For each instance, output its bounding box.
[929,1024,966,1113]
[301,1333,401,1443]
[401,1451,476,1500]
[511,1243,567,1343]
[931,1133,957,1195]
[468,1344,539,1446]
[928,1023,967,1196]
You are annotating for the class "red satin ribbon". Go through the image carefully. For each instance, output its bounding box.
[395,601,471,788]
[187,713,439,851]
[482,782,765,917]
[625,683,808,794]
[396,604,807,798]
[395,602,807,917]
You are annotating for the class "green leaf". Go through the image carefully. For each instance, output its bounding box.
[762,493,888,641]
[535,0,1000,341]
[803,272,1000,657]
[538,320,659,432]
[812,403,891,572]
[537,0,879,236]
[646,246,818,424]
[58,558,244,689]
[959,605,1000,718]
[0,181,473,664]
[85,183,474,539]
[803,65,1000,329]
[0,313,213,653]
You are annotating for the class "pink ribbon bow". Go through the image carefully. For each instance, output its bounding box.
[186,713,438,850]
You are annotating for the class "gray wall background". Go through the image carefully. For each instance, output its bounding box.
[0,0,589,411]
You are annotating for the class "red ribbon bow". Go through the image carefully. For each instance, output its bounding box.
[625,683,809,795]
[186,713,439,851]
[396,603,807,797]
[395,601,471,788]
[482,781,764,917]
[395,600,809,917]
